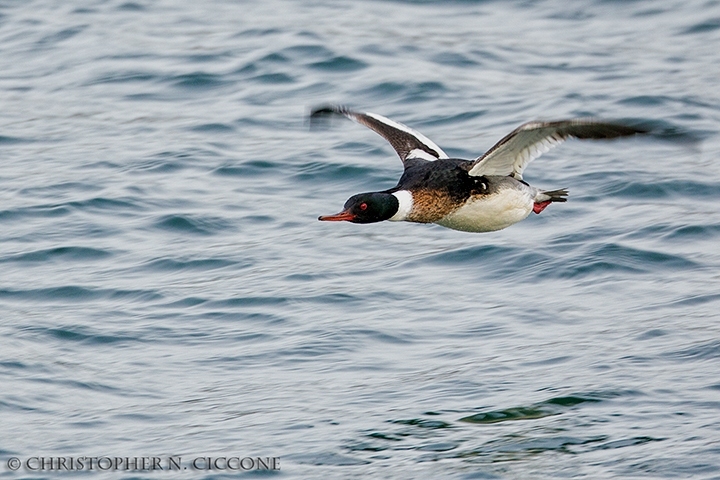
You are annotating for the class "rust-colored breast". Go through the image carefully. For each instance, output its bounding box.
[397,159,490,223]
[407,189,464,223]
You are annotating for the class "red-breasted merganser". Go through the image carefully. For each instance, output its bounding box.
[313,105,646,232]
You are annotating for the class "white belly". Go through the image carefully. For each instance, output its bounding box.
[434,188,533,232]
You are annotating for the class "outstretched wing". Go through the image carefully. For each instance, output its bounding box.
[310,105,449,164]
[468,119,647,179]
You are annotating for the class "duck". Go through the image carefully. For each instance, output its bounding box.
[312,105,646,233]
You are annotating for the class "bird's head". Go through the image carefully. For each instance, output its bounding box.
[319,192,399,224]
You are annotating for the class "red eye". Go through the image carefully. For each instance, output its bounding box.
[359,203,368,211]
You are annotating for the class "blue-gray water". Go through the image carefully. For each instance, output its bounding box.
[2,0,720,478]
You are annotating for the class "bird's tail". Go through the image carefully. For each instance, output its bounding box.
[533,188,568,214]
[536,188,568,203]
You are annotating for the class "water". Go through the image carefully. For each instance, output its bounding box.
[1,0,720,478]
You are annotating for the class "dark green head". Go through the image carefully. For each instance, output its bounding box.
[319,192,399,224]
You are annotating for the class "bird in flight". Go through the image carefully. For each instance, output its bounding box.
[312,105,647,232]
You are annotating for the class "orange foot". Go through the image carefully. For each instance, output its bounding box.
[533,201,552,214]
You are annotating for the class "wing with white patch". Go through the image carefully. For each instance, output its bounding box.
[310,105,449,164]
[468,119,647,179]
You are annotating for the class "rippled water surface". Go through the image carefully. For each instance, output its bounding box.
[2,0,720,478]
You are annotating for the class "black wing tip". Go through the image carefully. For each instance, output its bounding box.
[570,119,703,148]
[308,104,354,129]
[624,119,703,146]
[566,118,651,138]
[604,123,651,138]
[309,104,352,119]
[614,120,654,136]
[526,118,648,141]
